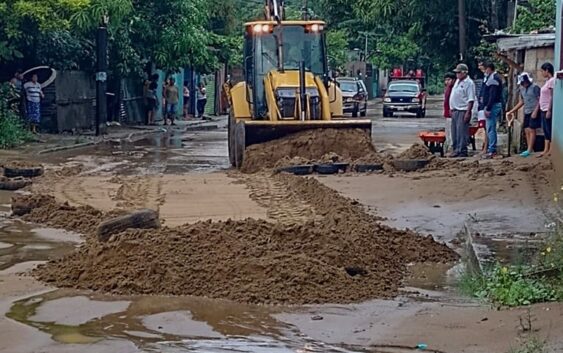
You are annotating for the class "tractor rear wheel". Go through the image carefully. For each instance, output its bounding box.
[228,111,236,167]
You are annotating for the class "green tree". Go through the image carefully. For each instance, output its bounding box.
[512,0,556,33]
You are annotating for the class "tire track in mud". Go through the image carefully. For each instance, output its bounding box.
[234,172,316,225]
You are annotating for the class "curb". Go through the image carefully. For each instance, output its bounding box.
[37,129,161,155]
[463,222,484,276]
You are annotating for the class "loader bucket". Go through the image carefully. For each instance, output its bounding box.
[230,119,373,168]
[241,119,373,148]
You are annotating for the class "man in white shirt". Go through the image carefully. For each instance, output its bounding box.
[449,64,476,158]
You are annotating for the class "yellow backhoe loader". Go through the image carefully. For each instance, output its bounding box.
[228,0,373,168]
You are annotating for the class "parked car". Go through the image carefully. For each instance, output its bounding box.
[383,80,427,118]
[336,77,368,117]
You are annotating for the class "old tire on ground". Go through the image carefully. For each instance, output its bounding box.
[0,177,32,191]
[97,209,160,242]
[277,165,314,176]
[392,159,429,172]
[353,164,383,173]
[314,164,339,175]
[333,163,350,173]
[4,166,44,178]
[228,111,236,167]
[234,121,246,169]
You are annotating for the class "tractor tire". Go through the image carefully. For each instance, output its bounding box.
[228,111,236,167]
[0,177,32,191]
[314,164,339,175]
[4,166,44,178]
[353,164,383,173]
[277,165,314,176]
[96,208,160,242]
[392,159,430,172]
[234,121,246,169]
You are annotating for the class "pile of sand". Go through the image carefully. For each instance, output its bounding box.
[241,129,376,173]
[32,174,458,305]
[397,144,433,160]
[11,194,123,235]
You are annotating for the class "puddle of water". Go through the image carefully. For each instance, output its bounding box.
[472,232,547,267]
[7,289,371,352]
[42,130,230,176]
[0,219,81,271]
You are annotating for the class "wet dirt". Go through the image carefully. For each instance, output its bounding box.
[396,143,433,160]
[31,174,457,305]
[241,129,376,173]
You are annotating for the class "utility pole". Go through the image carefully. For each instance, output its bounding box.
[458,0,467,62]
[95,16,108,136]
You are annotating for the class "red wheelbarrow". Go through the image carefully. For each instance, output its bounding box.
[419,131,446,157]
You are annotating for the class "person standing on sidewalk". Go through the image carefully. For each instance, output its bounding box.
[164,78,179,125]
[197,82,207,119]
[183,81,190,120]
[538,62,555,158]
[482,62,503,159]
[23,74,44,134]
[443,72,456,152]
[449,64,476,158]
[506,72,541,157]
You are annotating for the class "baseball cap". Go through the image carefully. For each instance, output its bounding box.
[453,64,469,73]
[517,72,533,85]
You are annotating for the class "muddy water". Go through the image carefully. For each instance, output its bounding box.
[42,129,230,176]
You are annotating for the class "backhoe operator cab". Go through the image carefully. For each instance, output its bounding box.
[244,21,329,119]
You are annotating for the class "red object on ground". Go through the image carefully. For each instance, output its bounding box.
[469,126,480,136]
[419,131,446,143]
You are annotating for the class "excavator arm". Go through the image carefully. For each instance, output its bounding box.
[264,0,285,22]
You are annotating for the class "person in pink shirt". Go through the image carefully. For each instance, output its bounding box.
[538,63,555,158]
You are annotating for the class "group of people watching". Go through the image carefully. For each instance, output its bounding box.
[144,75,208,126]
[443,61,555,158]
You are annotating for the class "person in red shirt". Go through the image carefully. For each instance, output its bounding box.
[443,72,456,152]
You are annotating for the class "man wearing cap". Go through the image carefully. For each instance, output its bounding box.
[449,63,476,158]
[506,72,541,157]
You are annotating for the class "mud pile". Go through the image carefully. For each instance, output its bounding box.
[2,160,42,169]
[241,129,376,173]
[397,143,433,160]
[33,174,458,305]
[12,194,108,234]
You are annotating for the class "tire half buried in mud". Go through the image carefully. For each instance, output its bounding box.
[4,166,44,178]
[0,177,32,191]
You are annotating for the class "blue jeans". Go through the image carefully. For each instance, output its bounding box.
[486,103,502,154]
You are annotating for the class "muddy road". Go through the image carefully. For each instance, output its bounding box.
[1,103,562,353]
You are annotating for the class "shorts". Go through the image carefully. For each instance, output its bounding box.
[183,97,190,107]
[166,103,177,114]
[523,113,541,129]
[541,111,552,141]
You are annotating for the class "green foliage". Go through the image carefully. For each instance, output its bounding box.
[508,337,547,353]
[0,83,32,149]
[512,0,556,34]
[460,264,560,307]
[326,29,349,70]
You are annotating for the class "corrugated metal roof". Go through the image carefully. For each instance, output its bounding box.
[496,33,556,51]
